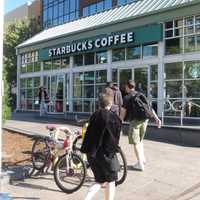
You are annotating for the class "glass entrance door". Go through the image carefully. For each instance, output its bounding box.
[44,74,65,113]
[134,67,149,97]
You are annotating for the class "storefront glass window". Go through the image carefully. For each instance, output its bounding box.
[44,60,52,71]
[74,55,83,66]
[165,62,182,80]
[85,53,95,65]
[20,77,40,111]
[143,43,158,57]
[165,15,200,54]
[52,59,61,70]
[72,70,107,112]
[61,57,70,68]
[185,61,200,79]
[112,48,125,62]
[96,51,107,64]
[127,46,141,60]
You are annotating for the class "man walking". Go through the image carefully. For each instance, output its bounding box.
[120,80,161,171]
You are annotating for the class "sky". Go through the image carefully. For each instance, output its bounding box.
[4,0,29,14]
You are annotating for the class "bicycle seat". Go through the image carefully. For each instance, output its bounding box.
[46,124,57,131]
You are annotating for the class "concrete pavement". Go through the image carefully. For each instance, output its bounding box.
[3,112,200,200]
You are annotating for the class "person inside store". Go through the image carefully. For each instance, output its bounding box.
[120,80,161,171]
[38,86,49,116]
[81,93,122,200]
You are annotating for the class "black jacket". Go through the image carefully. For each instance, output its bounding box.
[81,109,122,158]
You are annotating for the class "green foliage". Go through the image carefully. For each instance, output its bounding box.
[2,69,11,122]
[3,18,41,117]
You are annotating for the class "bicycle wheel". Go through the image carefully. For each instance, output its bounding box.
[116,148,127,186]
[31,138,51,170]
[54,153,86,194]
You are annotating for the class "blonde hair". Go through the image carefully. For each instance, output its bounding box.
[99,93,113,108]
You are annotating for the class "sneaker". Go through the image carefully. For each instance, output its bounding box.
[132,162,144,171]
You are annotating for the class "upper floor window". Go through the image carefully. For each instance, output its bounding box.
[43,0,80,29]
[117,0,138,6]
[82,0,112,17]
[165,15,200,55]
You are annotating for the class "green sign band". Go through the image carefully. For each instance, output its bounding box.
[39,23,163,61]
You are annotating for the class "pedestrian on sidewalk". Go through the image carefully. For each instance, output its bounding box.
[120,80,161,171]
[81,93,122,200]
[38,86,49,116]
[103,82,123,116]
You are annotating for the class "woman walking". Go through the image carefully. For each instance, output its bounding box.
[81,94,122,200]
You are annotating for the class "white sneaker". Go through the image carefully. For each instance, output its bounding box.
[133,162,144,171]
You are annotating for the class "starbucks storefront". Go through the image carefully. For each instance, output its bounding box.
[16,2,200,126]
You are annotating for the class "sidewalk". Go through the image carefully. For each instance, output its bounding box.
[3,112,200,200]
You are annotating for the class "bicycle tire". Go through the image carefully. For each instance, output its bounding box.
[54,153,86,194]
[116,148,127,186]
[31,138,51,170]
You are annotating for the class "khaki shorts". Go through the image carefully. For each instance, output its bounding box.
[128,120,148,144]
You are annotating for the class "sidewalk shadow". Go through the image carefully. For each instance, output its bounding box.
[15,182,62,193]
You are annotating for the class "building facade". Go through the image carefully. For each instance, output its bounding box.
[4,0,41,24]
[42,0,139,28]
[17,0,200,126]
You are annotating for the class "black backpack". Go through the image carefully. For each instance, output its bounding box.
[128,92,154,121]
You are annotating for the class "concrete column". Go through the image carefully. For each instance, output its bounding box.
[157,41,165,117]
[69,56,73,112]
[107,50,112,82]
[16,54,21,111]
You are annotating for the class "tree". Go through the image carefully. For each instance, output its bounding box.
[3,18,41,114]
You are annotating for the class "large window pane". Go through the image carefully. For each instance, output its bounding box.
[96,70,107,83]
[143,43,158,57]
[83,7,89,17]
[165,38,183,55]
[184,80,200,98]
[74,55,83,66]
[83,85,94,98]
[165,81,182,98]
[96,51,107,64]
[73,85,82,98]
[127,46,141,59]
[105,0,112,9]
[184,36,195,52]
[33,77,40,87]
[112,48,125,62]
[112,69,118,83]
[85,53,95,65]
[185,61,200,79]
[73,72,83,85]
[150,65,158,81]
[52,59,61,70]
[73,100,82,112]
[165,63,182,80]
[61,57,70,68]
[84,71,94,84]
[97,1,104,12]
[44,60,52,70]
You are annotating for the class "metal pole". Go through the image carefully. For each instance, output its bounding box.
[0,0,4,191]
